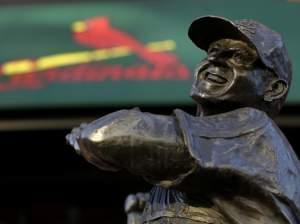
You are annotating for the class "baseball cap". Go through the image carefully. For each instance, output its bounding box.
[188,15,292,85]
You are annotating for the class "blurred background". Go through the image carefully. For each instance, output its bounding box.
[0,0,299,223]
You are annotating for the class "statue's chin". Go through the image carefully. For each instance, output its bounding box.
[190,88,223,105]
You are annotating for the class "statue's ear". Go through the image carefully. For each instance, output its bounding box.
[264,79,288,102]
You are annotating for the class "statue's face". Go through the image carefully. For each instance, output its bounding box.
[191,39,267,110]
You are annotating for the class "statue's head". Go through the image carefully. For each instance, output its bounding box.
[188,16,292,117]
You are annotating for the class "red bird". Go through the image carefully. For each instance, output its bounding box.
[72,17,178,65]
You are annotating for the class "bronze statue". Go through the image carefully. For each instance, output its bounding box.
[66,16,300,223]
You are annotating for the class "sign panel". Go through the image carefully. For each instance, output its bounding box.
[0,0,299,109]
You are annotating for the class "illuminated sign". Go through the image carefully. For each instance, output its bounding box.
[0,17,190,91]
[0,0,299,109]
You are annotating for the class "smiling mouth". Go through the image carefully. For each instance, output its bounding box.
[204,71,228,84]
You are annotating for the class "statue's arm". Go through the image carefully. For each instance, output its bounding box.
[66,109,196,186]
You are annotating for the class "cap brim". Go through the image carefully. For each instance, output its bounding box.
[188,16,252,51]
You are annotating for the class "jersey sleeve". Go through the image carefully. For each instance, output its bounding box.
[66,109,196,186]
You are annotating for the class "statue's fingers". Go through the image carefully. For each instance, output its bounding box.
[124,194,138,213]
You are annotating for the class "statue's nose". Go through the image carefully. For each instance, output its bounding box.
[207,55,217,62]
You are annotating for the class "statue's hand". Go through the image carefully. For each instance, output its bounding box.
[125,193,149,224]
[66,109,130,155]
[66,121,120,171]
[125,192,150,214]
[66,123,88,155]
[65,110,132,171]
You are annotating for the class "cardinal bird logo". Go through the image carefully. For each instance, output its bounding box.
[0,16,190,91]
[72,16,179,65]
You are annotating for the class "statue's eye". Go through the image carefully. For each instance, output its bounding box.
[208,46,219,55]
[231,50,251,66]
[231,49,257,67]
[232,52,243,64]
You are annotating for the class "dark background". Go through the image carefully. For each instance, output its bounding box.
[0,105,299,224]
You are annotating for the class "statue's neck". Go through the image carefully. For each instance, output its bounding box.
[196,103,244,117]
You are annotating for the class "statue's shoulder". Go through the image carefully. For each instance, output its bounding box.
[173,107,271,138]
[174,107,300,212]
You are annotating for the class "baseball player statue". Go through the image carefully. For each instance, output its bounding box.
[67,16,300,223]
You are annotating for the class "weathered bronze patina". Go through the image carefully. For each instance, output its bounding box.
[66,16,300,223]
